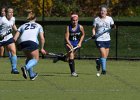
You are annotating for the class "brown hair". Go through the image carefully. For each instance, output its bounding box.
[99,5,108,11]
[26,9,36,20]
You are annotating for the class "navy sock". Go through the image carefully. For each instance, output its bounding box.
[69,59,75,73]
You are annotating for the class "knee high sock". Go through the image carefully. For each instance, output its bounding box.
[10,55,17,70]
[69,59,75,73]
[8,52,12,65]
[25,59,38,70]
[28,68,34,77]
[100,58,107,71]
[25,59,38,77]
[25,59,34,77]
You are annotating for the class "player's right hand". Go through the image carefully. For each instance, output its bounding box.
[91,35,96,39]
[40,49,47,55]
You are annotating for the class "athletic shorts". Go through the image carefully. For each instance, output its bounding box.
[0,38,14,47]
[19,41,39,51]
[70,40,79,47]
[95,41,110,48]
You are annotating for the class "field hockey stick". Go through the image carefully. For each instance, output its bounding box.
[95,28,111,38]
[40,46,79,59]
[39,50,63,58]
[83,28,111,43]
[48,52,62,56]
[53,46,79,63]
[64,46,79,56]
[46,46,79,57]
[83,36,94,43]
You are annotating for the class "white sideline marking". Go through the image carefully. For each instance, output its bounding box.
[0,89,120,93]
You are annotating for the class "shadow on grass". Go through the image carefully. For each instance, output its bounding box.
[39,72,70,77]
[39,72,93,77]
[0,79,26,81]
[39,74,56,77]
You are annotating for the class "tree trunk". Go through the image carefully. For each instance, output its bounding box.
[106,0,110,7]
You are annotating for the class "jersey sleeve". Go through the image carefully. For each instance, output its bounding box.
[93,18,97,27]
[12,17,15,24]
[0,17,3,25]
[18,25,23,33]
[39,25,44,33]
[110,17,114,25]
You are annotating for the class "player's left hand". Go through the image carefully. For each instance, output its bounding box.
[77,44,81,48]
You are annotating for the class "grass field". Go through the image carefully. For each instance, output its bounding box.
[0,58,140,100]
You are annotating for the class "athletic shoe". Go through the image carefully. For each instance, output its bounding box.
[11,69,19,74]
[101,71,106,75]
[71,72,78,77]
[96,59,100,71]
[30,73,38,80]
[21,66,27,79]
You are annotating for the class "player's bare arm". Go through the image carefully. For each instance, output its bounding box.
[14,31,20,42]
[78,25,85,47]
[92,26,96,37]
[39,32,46,55]
[65,26,73,49]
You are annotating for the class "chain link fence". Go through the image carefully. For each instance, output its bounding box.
[8,20,140,60]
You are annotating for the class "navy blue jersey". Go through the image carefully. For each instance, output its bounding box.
[69,24,81,41]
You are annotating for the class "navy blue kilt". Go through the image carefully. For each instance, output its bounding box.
[95,41,110,48]
[19,41,39,51]
[0,38,14,47]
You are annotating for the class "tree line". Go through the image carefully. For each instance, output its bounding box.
[0,0,140,17]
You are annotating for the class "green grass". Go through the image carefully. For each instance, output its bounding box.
[0,58,140,100]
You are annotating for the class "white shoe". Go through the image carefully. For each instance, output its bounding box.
[71,72,78,77]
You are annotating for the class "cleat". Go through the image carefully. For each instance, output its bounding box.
[101,71,106,75]
[30,73,38,80]
[71,72,78,77]
[96,59,100,71]
[21,67,27,79]
[11,69,20,74]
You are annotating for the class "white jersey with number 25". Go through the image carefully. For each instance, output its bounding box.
[93,16,114,41]
[18,21,44,44]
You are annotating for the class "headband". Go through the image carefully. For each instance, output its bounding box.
[71,14,78,18]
